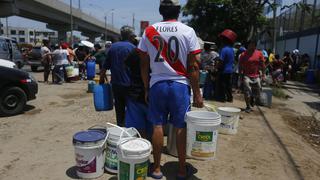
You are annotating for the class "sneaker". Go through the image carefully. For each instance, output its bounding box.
[245,106,252,113]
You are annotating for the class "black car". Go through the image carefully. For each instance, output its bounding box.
[0,66,38,116]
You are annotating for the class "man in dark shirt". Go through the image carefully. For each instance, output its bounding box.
[125,45,151,137]
[100,26,136,126]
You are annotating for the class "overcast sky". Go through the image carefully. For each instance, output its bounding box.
[0,0,187,32]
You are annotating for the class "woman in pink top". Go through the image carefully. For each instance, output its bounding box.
[239,40,266,113]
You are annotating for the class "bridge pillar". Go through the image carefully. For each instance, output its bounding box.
[58,30,67,42]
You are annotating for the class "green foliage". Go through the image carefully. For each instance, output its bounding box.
[183,0,267,43]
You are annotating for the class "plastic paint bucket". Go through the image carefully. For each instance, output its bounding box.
[117,138,151,180]
[186,111,221,160]
[217,107,241,135]
[105,124,138,173]
[73,130,107,179]
[259,87,272,107]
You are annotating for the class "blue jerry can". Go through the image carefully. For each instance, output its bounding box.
[94,84,113,111]
[86,60,96,80]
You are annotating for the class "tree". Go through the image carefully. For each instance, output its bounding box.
[182,0,267,43]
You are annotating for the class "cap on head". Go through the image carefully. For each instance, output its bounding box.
[219,29,237,44]
[120,26,135,40]
[160,0,180,6]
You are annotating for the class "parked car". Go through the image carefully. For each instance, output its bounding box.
[0,65,38,116]
[0,59,17,68]
[0,36,24,69]
[26,46,42,72]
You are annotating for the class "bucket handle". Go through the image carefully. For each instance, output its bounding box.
[88,124,107,131]
[87,124,108,148]
[105,123,140,140]
[185,103,216,115]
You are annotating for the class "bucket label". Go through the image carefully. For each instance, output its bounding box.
[119,161,130,180]
[134,161,148,180]
[191,131,217,158]
[196,131,213,142]
[105,145,118,170]
[75,153,96,173]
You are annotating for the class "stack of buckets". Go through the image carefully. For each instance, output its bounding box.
[72,123,151,179]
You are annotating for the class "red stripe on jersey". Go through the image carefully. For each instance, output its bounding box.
[190,49,202,55]
[145,26,187,77]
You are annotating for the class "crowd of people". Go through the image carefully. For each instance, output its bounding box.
[36,0,314,179]
[39,39,111,84]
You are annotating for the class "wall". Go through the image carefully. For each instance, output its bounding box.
[299,34,318,67]
[285,38,297,52]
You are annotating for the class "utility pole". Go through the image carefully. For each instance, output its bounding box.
[78,0,80,10]
[111,11,114,28]
[104,15,107,40]
[70,0,73,45]
[132,13,135,31]
[272,0,277,53]
[6,17,9,37]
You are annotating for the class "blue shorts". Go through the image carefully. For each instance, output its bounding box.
[149,81,190,128]
[125,98,152,134]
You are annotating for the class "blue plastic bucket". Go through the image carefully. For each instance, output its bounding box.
[94,84,113,111]
[86,60,96,80]
[306,69,316,84]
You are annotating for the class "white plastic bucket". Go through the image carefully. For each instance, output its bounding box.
[217,107,241,135]
[259,87,272,107]
[105,123,138,173]
[66,66,74,78]
[73,130,107,179]
[117,138,151,180]
[186,111,221,160]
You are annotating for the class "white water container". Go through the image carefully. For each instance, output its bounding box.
[105,124,138,174]
[217,107,241,135]
[185,111,221,160]
[117,138,152,180]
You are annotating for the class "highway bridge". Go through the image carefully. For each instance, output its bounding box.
[0,0,120,41]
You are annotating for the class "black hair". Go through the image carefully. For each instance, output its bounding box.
[275,54,280,59]
[204,43,211,51]
[246,39,257,47]
[221,36,233,46]
[284,51,290,57]
[159,5,181,20]
[94,44,101,49]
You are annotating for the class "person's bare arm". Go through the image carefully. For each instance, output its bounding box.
[139,52,150,103]
[188,53,204,108]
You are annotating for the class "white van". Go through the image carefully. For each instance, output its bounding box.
[0,36,24,69]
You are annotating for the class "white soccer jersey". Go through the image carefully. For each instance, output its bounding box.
[138,20,201,87]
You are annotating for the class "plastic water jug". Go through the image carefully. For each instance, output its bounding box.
[94,84,113,111]
[306,69,316,84]
[86,60,96,80]
[199,70,208,85]
[87,81,95,93]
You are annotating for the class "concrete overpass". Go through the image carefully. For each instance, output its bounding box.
[0,0,120,42]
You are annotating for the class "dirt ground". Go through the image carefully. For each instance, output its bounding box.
[0,67,319,180]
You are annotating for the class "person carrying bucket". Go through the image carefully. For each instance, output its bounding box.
[100,26,137,127]
[124,36,152,138]
[239,39,266,113]
[138,0,203,179]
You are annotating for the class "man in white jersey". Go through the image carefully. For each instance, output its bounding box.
[138,0,203,179]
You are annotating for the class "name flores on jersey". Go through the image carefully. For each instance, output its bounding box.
[156,26,178,33]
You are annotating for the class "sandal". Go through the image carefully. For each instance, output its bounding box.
[148,163,163,179]
[176,165,194,180]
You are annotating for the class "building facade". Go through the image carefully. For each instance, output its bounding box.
[0,26,58,44]
[259,0,320,69]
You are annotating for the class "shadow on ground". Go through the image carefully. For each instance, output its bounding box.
[162,161,200,180]
[66,166,78,179]
[304,101,320,112]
